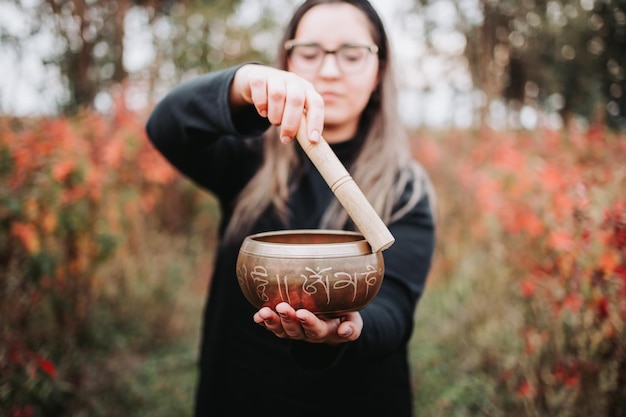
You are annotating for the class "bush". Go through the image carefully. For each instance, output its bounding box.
[411,126,626,416]
[3,103,624,417]
[0,102,218,417]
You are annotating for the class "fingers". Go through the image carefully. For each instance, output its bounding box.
[275,302,305,338]
[339,312,363,341]
[294,309,327,341]
[254,303,363,344]
[298,310,362,343]
[254,303,302,339]
[304,92,324,143]
[248,74,269,118]
[264,77,311,144]
[336,320,359,342]
[265,76,287,128]
[234,66,324,144]
[273,80,305,143]
[254,307,289,339]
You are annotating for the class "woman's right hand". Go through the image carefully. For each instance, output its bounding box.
[230,64,324,144]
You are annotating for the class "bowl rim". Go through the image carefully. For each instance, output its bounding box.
[239,229,374,258]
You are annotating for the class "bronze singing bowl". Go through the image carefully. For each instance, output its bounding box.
[236,230,384,316]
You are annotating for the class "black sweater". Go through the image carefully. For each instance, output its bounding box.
[145,66,436,417]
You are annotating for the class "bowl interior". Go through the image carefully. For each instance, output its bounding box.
[251,230,363,245]
[240,230,372,259]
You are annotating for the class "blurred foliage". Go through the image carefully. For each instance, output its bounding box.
[0,0,285,113]
[410,126,626,416]
[142,1,291,104]
[413,0,626,130]
[3,102,624,416]
[2,0,623,128]
[0,99,218,416]
[2,0,626,416]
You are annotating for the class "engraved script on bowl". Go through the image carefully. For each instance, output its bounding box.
[236,230,384,316]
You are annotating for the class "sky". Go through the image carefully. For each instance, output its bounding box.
[0,0,63,115]
[0,0,485,128]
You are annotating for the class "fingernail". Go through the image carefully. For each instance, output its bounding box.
[310,130,320,143]
[260,110,267,117]
[280,136,291,144]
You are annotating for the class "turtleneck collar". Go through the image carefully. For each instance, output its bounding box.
[328,124,367,169]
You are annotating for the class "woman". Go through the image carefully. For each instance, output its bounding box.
[145,0,436,415]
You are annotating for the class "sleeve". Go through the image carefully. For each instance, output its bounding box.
[144,64,271,201]
[290,170,436,366]
[356,185,435,358]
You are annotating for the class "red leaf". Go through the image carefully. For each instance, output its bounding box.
[598,250,619,275]
[547,230,575,251]
[36,356,57,378]
[563,294,583,313]
[519,278,536,298]
[10,406,34,417]
[52,159,76,182]
[516,380,536,398]
[8,344,22,364]
[10,222,40,254]
[564,375,580,388]
[540,164,566,192]
[596,297,609,320]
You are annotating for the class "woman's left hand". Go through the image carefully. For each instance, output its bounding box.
[253,302,362,344]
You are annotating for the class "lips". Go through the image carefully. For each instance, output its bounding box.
[320,91,341,102]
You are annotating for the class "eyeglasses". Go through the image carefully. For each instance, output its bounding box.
[285,41,379,74]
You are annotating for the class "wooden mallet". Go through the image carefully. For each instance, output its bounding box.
[296,116,395,252]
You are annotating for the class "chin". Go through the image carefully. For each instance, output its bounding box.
[322,112,349,126]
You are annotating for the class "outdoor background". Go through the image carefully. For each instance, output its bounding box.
[1,0,625,416]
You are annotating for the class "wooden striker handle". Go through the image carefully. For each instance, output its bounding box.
[296,117,395,252]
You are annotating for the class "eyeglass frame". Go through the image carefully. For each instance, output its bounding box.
[284,40,379,74]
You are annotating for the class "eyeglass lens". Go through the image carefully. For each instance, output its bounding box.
[289,44,374,74]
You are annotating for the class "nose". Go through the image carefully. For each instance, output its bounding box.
[318,53,341,77]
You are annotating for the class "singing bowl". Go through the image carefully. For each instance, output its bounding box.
[236,230,384,316]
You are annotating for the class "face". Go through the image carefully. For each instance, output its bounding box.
[288,3,380,143]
